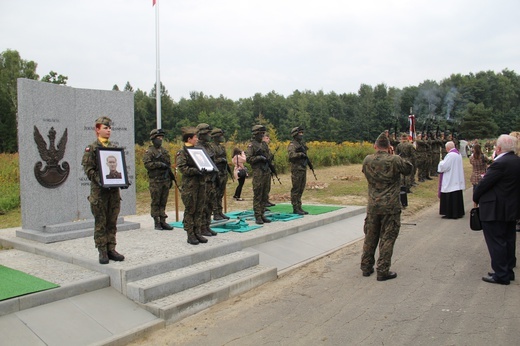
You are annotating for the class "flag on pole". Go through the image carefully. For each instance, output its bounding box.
[153,0,156,6]
[408,112,416,141]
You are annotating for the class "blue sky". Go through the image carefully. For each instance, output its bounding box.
[2,0,520,101]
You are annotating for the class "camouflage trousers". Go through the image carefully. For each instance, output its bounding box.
[252,169,271,218]
[213,173,228,214]
[181,179,205,235]
[290,169,306,210]
[360,212,401,275]
[202,180,216,226]
[416,154,430,180]
[88,188,121,250]
[149,180,170,218]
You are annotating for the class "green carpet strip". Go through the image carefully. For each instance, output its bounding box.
[0,265,59,301]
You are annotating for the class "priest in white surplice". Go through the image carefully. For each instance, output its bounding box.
[438,141,466,219]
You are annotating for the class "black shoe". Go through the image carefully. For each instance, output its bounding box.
[213,214,224,221]
[300,209,309,215]
[220,212,230,220]
[187,234,199,245]
[264,208,271,212]
[377,271,397,281]
[488,272,515,281]
[482,275,509,285]
[266,201,276,207]
[107,250,125,261]
[209,229,218,236]
[261,216,271,223]
[200,228,214,237]
[362,268,374,277]
[293,209,305,215]
[195,234,208,243]
[98,249,109,265]
[425,176,433,180]
[255,217,264,225]
[160,221,173,230]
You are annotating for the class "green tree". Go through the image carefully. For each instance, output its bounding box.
[41,71,68,85]
[0,49,39,152]
[460,102,498,139]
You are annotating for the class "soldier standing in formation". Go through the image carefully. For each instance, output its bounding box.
[82,116,125,264]
[287,126,309,215]
[429,133,442,177]
[415,133,432,182]
[395,133,415,193]
[360,132,413,281]
[176,127,208,245]
[143,129,174,231]
[211,128,231,221]
[263,134,276,208]
[246,125,273,225]
[196,123,218,237]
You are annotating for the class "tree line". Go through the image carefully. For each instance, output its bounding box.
[2,48,519,153]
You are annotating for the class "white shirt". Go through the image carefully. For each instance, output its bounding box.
[438,149,466,193]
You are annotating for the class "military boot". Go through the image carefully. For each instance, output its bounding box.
[300,208,309,215]
[107,249,125,261]
[160,218,173,230]
[195,233,208,243]
[98,248,109,265]
[219,211,230,220]
[293,209,305,215]
[255,217,264,225]
[187,231,199,245]
[154,217,162,230]
[261,216,271,223]
[200,227,214,237]
[213,211,224,221]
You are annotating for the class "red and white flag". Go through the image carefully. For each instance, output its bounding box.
[408,114,416,141]
[152,0,156,6]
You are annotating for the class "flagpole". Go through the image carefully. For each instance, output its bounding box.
[155,0,162,129]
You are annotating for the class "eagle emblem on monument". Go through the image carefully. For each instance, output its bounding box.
[34,126,70,188]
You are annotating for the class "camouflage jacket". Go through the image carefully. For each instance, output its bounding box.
[82,139,120,195]
[212,142,228,176]
[246,139,271,173]
[143,145,171,182]
[288,140,308,171]
[362,150,413,214]
[395,142,415,160]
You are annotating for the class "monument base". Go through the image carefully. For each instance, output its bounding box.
[16,218,140,243]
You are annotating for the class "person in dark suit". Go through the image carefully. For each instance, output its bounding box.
[473,134,520,285]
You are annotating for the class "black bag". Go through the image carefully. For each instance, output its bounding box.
[237,167,248,179]
[470,207,482,231]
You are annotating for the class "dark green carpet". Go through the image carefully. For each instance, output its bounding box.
[0,265,59,301]
[268,204,344,215]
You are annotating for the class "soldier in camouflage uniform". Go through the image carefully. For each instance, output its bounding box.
[440,132,448,159]
[82,116,125,264]
[246,125,273,225]
[414,133,430,182]
[196,123,218,236]
[429,133,442,177]
[395,133,415,193]
[361,132,413,281]
[211,128,231,221]
[176,127,208,245]
[288,126,309,215]
[143,129,174,231]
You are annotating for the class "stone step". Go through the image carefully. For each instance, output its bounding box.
[144,264,277,323]
[126,251,259,303]
[0,249,109,316]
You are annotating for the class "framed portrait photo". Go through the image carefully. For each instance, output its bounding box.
[186,147,218,172]
[96,147,129,188]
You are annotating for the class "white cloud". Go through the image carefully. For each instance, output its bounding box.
[2,0,520,100]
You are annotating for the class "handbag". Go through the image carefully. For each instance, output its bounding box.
[469,207,482,231]
[237,167,248,179]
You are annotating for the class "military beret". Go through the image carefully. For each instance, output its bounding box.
[210,128,224,137]
[251,125,266,134]
[375,132,390,148]
[95,116,112,127]
[150,128,166,140]
[291,126,304,137]
[196,123,212,134]
[181,126,197,136]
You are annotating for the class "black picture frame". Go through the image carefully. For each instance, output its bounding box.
[185,147,218,172]
[96,147,129,188]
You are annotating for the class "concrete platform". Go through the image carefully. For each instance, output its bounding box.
[0,204,366,346]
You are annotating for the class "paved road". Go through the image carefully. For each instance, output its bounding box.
[128,188,520,346]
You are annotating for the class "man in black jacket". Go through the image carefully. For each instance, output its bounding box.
[474,134,520,285]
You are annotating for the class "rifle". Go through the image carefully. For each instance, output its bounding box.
[167,167,182,193]
[226,163,235,182]
[268,145,282,184]
[296,146,317,180]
